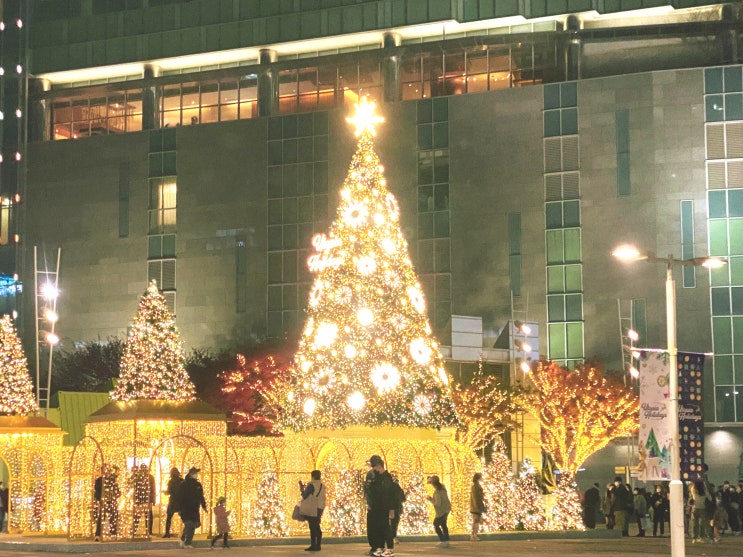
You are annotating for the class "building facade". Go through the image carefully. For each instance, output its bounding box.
[4,1,743,482]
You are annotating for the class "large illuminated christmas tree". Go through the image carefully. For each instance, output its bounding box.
[0,314,37,415]
[278,99,457,430]
[111,280,195,401]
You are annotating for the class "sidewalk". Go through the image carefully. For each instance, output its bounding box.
[0,534,741,557]
[0,530,618,554]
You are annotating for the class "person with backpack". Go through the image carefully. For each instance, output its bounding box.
[299,470,326,552]
[389,473,405,545]
[364,455,396,557]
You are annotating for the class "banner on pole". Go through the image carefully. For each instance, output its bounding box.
[637,351,705,482]
[677,352,705,482]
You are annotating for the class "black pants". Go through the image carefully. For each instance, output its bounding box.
[367,509,393,550]
[653,514,665,536]
[434,513,449,541]
[583,507,597,529]
[306,516,322,548]
[390,508,402,538]
[211,532,228,547]
[164,506,176,535]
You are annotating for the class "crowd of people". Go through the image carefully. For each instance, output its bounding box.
[583,472,743,543]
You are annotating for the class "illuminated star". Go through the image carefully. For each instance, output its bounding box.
[346,97,384,137]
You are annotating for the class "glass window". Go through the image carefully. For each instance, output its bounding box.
[418,186,434,212]
[434,211,449,238]
[220,80,239,122]
[560,81,577,107]
[418,152,433,184]
[181,82,200,125]
[546,230,564,264]
[547,267,564,293]
[434,184,449,211]
[713,316,732,353]
[734,316,743,353]
[544,83,560,110]
[548,323,566,359]
[239,76,258,119]
[565,264,582,291]
[418,125,432,150]
[433,122,448,149]
[713,353,732,384]
[544,110,560,137]
[724,65,743,93]
[709,219,729,256]
[565,294,582,321]
[433,150,449,183]
[716,385,735,422]
[731,256,743,284]
[709,190,727,218]
[705,67,724,94]
[731,219,743,255]
[546,202,562,228]
[706,95,725,122]
[729,189,743,217]
[566,322,584,359]
[548,295,564,321]
[563,200,580,227]
[561,108,578,135]
[564,229,581,262]
[725,93,743,121]
[712,287,731,315]
[711,260,730,286]
[148,179,177,233]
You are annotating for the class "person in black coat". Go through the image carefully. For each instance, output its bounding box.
[583,483,600,529]
[178,467,207,548]
[650,485,669,537]
[163,467,183,538]
[364,455,396,557]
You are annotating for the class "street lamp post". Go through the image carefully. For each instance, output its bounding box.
[612,245,725,557]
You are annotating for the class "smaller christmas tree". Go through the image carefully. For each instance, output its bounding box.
[328,470,364,536]
[549,474,584,531]
[252,471,287,537]
[398,473,431,535]
[481,442,518,531]
[513,457,546,531]
[0,314,38,415]
[111,280,195,402]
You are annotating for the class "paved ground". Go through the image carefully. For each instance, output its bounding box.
[0,534,741,556]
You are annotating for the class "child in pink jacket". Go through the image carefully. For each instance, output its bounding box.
[211,497,231,549]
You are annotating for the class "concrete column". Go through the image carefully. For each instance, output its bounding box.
[258,49,278,117]
[27,78,51,142]
[142,64,161,130]
[564,15,582,82]
[719,4,740,65]
[382,31,402,103]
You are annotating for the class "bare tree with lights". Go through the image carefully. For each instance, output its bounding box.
[450,364,517,453]
[0,314,37,415]
[111,280,195,402]
[514,360,638,477]
[277,99,457,431]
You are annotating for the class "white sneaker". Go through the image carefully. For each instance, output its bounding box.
[438,541,450,548]
[373,549,385,557]
[470,534,481,541]
[179,540,185,548]
[382,550,395,557]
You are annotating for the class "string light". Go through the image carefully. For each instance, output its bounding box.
[110,280,195,402]
[277,99,457,431]
[0,315,38,415]
[515,360,639,476]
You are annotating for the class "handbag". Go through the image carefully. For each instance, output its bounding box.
[292,503,306,522]
[641,514,651,530]
[298,484,323,517]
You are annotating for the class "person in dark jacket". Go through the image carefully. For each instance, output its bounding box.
[163,467,183,538]
[364,455,396,557]
[612,476,632,537]
[583,483,600,529]
[650,485,669,537]
[178,467,207,548]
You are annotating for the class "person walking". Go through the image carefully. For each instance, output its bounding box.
[427,475,452,548]
[650,485,668,537]
[711,495,728,543]
[611,477,632,537]
[163,467,183,538]
[469,473,486,540]
[0,481,8,534]
[210,497,231,549]
[179,467,207,549]
[364,455,396,557]
[582,483,600,529]
[690,479,711,543]
[299,470,326,552]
